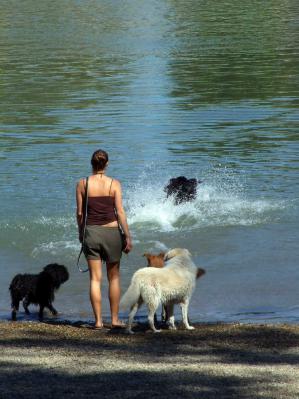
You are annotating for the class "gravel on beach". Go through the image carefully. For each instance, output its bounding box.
[0,321,299,399]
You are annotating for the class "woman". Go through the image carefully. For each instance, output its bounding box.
[76,149,132,329]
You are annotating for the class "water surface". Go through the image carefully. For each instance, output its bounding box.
[0,0,298,324]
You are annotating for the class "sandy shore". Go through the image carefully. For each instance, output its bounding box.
[0,321,299,398]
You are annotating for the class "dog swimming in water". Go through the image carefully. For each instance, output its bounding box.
[164,176,200,204]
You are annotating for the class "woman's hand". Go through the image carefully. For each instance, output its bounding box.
[124,236,133,254]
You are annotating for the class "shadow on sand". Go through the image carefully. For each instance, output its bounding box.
[0,321,299,398]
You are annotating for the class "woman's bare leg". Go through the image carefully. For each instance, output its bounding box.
[106,261,123,326]
[88,259,103,328]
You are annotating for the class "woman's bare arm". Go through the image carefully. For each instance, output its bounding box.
[114,180,132,252]
[76,179,85,242]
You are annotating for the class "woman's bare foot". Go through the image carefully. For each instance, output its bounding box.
[94,320,103,329]
[111,320,126,328]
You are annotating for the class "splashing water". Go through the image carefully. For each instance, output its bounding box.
[125,174,285,232]
[0,170,287,258]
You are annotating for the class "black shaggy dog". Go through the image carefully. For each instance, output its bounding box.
[9,263,69,321]
[164,176,200,205]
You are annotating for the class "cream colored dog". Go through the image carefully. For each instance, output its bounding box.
[120,248,200,333]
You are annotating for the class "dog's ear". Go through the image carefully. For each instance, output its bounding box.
[165,248,191,261]
[143,253,151,266]
[196,268,206,279]
[165,248,180,261]
[164,250,173,262]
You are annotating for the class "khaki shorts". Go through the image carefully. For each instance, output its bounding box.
[83,225,122,263]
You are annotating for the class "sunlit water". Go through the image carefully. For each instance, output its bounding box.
[0,0,298,324]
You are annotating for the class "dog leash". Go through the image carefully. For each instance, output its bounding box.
[77,177,89,273]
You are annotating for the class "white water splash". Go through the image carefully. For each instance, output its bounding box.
[125,178,285,232]
[0,171,288,251]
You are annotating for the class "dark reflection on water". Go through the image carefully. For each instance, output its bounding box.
[169,0,299,105]
[0,0,299,322]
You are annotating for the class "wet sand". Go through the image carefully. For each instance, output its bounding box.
[0,321,299,399]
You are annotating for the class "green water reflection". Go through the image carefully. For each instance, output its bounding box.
[0,0,298,172]
[169,0,299,105]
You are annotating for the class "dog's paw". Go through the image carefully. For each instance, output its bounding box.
[153,329,162,333]
[167,324,177,330]
[186,326,195,330]
[126,328,134,335]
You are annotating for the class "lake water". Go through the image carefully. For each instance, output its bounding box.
[0,0,298,324]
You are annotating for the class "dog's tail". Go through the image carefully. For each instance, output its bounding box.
[9,275,22,293]
[196,268,206,279]
[120,276,141,311]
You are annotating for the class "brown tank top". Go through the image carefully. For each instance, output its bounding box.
[86,178,117,226]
